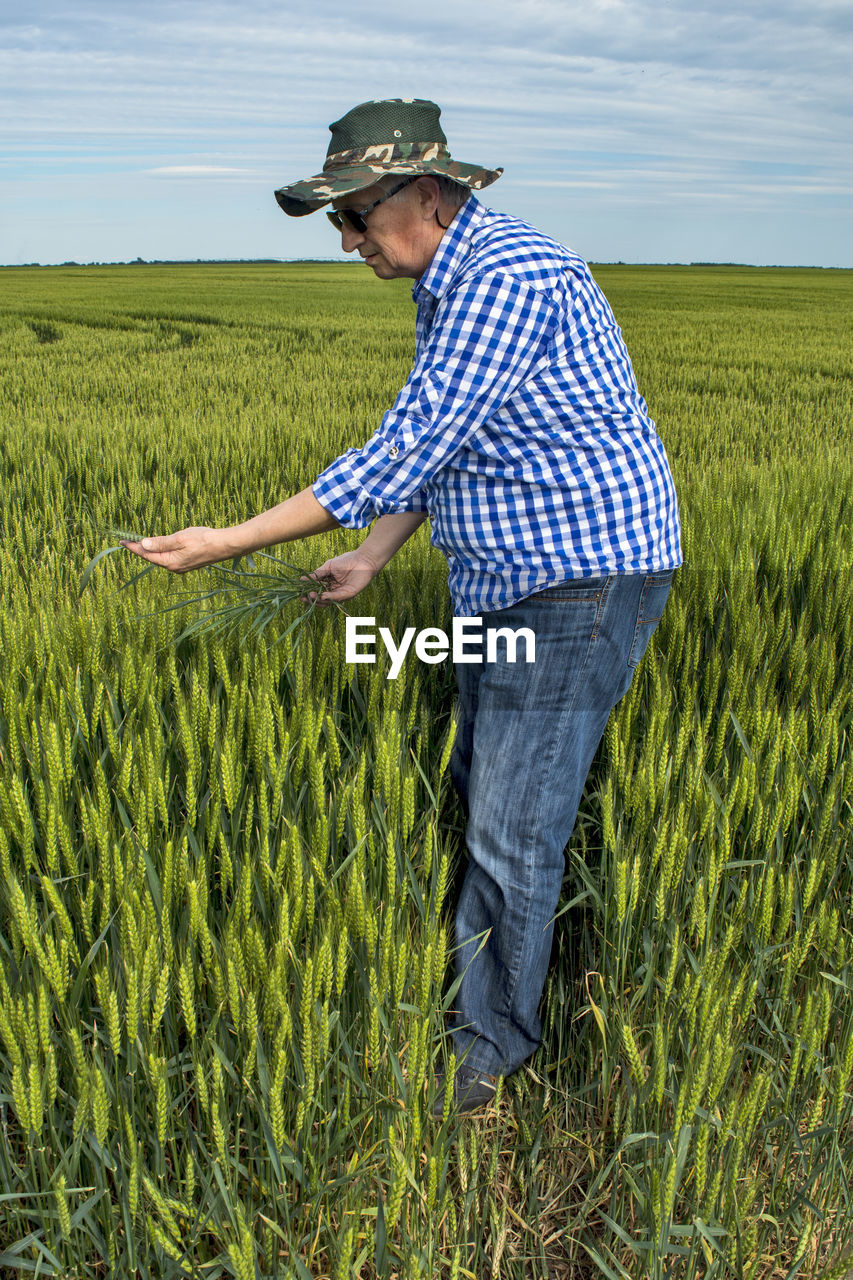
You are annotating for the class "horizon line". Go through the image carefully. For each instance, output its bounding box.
[2,257,850,271]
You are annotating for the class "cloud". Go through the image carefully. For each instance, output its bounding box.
[146,166,262,176]
[2,0,851,264]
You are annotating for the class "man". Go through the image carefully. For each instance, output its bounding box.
[124,98,682,1117]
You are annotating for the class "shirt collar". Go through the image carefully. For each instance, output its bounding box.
[412,194,485,305]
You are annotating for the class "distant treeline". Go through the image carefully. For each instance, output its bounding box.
[3,257,842,270]
[1,257,357,268]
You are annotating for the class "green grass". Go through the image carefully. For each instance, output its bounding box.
[0,262,851,1279]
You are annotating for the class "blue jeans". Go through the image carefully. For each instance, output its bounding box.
[449,571,673,1077]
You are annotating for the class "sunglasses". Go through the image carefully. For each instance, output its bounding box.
[326,177,414,234]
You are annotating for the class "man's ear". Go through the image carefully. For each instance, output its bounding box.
[414,176,440,218]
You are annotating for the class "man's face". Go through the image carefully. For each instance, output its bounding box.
[331,178,444,280]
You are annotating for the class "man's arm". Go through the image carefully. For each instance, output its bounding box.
[358,510,428,566]
[122,486,339,572]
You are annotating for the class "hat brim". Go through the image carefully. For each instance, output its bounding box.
[275,159,502,217]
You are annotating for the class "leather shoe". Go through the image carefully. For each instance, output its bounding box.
[431,1063,497,1118]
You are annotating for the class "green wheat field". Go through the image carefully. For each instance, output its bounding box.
[0,262,851,1279]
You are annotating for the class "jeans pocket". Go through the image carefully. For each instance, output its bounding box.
[628,571,673,668]
[528,576,609,601]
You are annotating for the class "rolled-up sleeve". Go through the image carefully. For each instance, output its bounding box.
[312,272,557,528]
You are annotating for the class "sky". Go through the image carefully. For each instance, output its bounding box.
[2,0,852,267]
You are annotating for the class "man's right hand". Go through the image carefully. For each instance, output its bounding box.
[121,527,229,573]
[306,548,383,603]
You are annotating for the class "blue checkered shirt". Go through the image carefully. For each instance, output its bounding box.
[313,195,682,616]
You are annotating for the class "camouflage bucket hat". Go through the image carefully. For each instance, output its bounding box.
[274,98,502,217]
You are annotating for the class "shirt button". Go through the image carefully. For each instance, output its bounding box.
[389,445,399,458]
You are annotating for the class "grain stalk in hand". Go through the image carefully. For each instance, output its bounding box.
[80,534,338,647]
